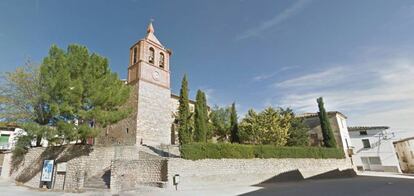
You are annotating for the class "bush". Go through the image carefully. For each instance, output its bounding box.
[180,143,345,160]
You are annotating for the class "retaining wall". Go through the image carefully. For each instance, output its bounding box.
[167,158,353,189]
[110,159,168,192]
[3,145,140,191]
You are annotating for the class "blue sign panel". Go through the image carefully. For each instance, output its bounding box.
[41,160,54,182]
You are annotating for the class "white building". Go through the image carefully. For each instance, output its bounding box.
[0,124,25,151]
[348,126,401,173]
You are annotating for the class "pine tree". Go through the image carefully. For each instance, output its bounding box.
[2,44,132,145]
[194,90,207,142]
[40,44,131,143]
[178,75,191,145]
[317,97,337,148]
[230,102,240,143]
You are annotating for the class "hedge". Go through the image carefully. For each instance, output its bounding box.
[180,143,345,160]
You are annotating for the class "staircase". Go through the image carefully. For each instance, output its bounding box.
[84,169,111,189]
[139,144,180,158]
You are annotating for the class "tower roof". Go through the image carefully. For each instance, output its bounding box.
[145,21,162,46]
[147,22,154,33]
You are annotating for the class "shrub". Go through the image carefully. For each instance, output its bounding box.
[180,143,345,160]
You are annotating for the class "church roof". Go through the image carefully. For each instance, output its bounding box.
[145,22,162,46]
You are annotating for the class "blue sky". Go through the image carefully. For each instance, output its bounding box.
[1,0,414,132]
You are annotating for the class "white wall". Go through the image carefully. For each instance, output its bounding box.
[336,114,352,155]
[349,128,401,173]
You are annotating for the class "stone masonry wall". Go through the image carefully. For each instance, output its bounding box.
[136,81,172,145]
[167,158,353,190]
[95,83,138,146]
[110,159,168,192]
[5,145,140,191]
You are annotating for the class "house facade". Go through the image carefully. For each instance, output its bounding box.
[393,137,414,173]
[0,124,25,151]
[348,126,401,173]
[298,111,352,156]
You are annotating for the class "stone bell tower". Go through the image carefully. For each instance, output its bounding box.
[127,22,172,146]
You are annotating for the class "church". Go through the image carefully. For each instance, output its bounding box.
[96,22,195,147]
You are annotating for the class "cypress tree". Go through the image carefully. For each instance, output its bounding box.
[194,90,207,142]
[230,102,240,143]
[201,92,210,142]
[178,75,191,145]
[317,97,337,148]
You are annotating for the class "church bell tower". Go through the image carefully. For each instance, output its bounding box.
[127,22,172,146]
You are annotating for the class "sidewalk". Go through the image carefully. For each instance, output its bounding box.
[120,185,262,196]
[0,177,262,196]
[357,171,414,179]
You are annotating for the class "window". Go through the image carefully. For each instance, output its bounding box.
[133,47,137,64]
[359,131,368,135]
[362,139,371,148]
[159,52,165,68]
[126,128,129,134]
[368,157,381,165]
[149,47,155,64]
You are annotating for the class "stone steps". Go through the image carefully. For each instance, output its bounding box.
[139,144,180,158]
[139,181,168,188]
[84,169,111,189]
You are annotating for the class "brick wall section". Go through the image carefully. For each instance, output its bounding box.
[110,159,168,192]
[167,158,353,189]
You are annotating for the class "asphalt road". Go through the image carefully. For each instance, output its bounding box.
[241,176,414,196]
[2,176,414,196]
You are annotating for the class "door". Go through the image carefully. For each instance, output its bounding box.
[361,157,371,170]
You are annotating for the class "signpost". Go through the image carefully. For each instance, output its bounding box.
[40,160,54,189]
[56,162,67,172]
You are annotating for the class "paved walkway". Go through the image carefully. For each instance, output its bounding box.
[2,171,414,196]
[0,177,262,196]
[357,171,414,179]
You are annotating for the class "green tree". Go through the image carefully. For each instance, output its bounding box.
[177,74,191,145]
[317,97,337,148]
[194,90,208,142]
[230,102,240,143]
[201,92,211,141]
[280,108,310,146]
[239,107,291,146]
[39,44,131,143]
[286,118,310,146]
[209,105,231,142]
[0,62,54,146]
[238,109,260,144]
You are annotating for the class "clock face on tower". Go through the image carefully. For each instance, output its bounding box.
[152,71,160,81]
